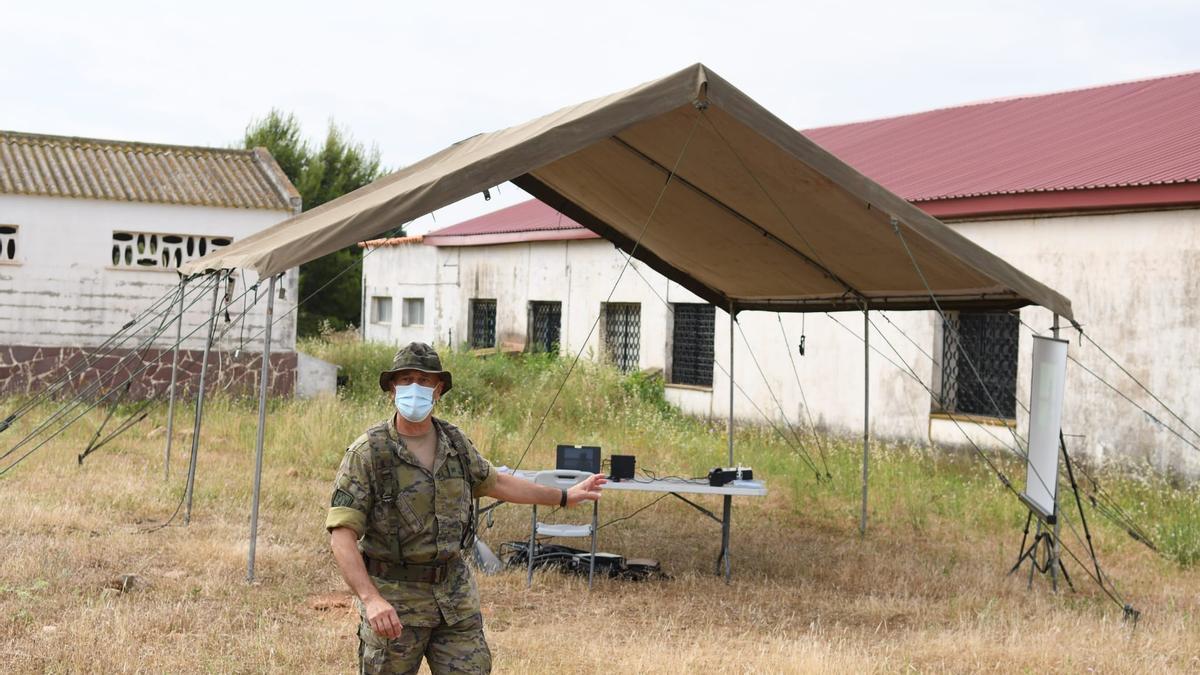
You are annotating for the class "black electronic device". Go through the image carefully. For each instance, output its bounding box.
[556,444,601,474]
[610,454,636,482]
[708,466,754,487]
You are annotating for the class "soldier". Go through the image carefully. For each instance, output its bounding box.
[327,342,605,674]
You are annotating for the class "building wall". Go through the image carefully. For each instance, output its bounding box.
[0,193,299,396]
[362,208,1200,477]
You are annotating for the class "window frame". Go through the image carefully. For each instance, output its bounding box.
[402,297,425,327]
[668,302,715,388]
[932,310,1020,421]
[469,298,497,349]
[371,296,393,324]
[601,302,641,374]
[528,300,563,354]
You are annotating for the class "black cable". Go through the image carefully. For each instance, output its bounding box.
[734,321,823,480]
[596,493,671,531]
[777,314,832,478]
[510,114,702,473]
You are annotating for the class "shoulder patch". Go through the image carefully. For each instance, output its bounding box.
[332,489,356,508]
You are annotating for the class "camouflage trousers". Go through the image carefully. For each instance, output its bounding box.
[357,613,491,674]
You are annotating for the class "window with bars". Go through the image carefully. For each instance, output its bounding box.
[402,298,425,326]
[470,299,497,348]
[603,302,640,373]
[670,303,715,386]
[529,301,562,353]
[371,296,392,324]
[111,231,232,270]
[0,225,16,262]
[937,311,1019,419]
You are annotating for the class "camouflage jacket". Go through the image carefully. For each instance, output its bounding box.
[326,416,497,627]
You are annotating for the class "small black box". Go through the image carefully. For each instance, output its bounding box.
[610,455,636,481]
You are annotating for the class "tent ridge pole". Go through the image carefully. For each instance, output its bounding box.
[247,274,276,583]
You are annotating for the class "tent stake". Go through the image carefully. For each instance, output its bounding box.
[860,302,870,535]
[247,274,276,583]
[163,278,187,481]
[184,273,222,525]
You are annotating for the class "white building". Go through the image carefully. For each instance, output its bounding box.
[0,131,302,397]
[362,72,1200,477]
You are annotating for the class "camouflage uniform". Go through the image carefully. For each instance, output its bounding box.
[327,414,497,674]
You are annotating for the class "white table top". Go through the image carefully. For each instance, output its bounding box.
[501,468,768,497]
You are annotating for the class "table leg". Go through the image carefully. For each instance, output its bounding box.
[716,495,732,582]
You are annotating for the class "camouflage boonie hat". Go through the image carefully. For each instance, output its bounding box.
[378,342,453,394]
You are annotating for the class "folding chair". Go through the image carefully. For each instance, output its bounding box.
[527,469,599,589]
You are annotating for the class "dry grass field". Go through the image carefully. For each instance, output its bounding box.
[2,341,1198,673]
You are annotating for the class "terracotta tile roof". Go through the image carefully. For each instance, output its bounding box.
[0,130,300,211]
[803,71,1200,215]
[359,235,424,248]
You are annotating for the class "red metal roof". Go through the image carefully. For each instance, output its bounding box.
[804,70,1200,218]
[429,198,595,237]
[421,71,1200,243]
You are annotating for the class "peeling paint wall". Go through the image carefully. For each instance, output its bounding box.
[362,208,1200,477]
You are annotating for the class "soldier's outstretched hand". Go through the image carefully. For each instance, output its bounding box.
[365,595,403,639]
[567,473,607,506]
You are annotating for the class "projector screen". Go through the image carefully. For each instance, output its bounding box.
[1023,335,1069,519]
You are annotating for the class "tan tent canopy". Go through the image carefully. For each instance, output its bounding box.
[183,63,1072,319]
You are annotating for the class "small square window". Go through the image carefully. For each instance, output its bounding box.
[372,296,393,324]
[402,298,425,326]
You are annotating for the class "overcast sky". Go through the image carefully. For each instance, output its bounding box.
[3,0,1197,232]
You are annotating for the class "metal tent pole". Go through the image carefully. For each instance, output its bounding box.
[728,302,735,466]
[1050,313,1062,592]
[247,274,277,583]
[163,277,187,481]
[860,302,870,535]
[719,302,735,581]
[184,273,223,525]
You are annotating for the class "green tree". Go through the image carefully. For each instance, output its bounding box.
[242,110,390,336]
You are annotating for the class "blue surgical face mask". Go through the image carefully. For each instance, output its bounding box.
[394,382,436,422]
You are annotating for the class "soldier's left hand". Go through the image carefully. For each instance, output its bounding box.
[566,473,606,506]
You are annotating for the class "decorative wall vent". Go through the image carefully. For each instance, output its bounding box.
[111,231,232,269]
[0,225,16,262]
